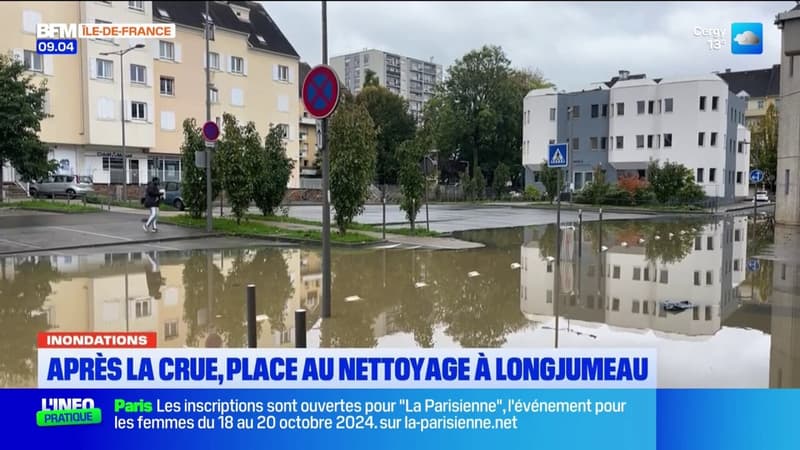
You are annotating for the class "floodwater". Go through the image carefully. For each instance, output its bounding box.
[1,215,798,388]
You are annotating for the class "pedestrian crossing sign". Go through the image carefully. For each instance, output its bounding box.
[548,143,569,167]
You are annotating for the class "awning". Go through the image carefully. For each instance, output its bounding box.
[609,161,649,171]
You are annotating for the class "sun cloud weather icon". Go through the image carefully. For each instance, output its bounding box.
[734,31,760,45]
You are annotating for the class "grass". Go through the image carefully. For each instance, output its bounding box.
[85,196,178,211]
[247,214,443,237]
[0,200,101,213]
[161,215,378,244]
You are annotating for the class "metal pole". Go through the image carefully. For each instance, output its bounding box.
[753,178,757,224]
[578,208,582,258]
[124,256,129,332]
[205,0,213,232]
[295,309,307,348]
[120,52,127,202]
[321,0,332,318]
[246,284,257,348]
[382,184,386,240]
[424,157,430,232]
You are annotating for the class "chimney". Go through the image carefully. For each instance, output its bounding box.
[725,68,731,72]
[619,70,630,80]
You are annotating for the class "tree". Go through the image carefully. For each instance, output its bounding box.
[217,114,255,223]
[492,162,511,198]
[0,53,54,198]
[647,160,704,205]
[180,118,222,218]
[397,139,426,230]
[750,103,778,191]
[539,160,562,203]
[356,86,416,185]
[251,126,293,216]
[328,99,378,233]
[362,69,380,87]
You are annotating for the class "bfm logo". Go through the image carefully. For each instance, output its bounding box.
[40,398,96,411]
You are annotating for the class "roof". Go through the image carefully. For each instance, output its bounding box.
[659,73,725,84]
[153,1,299,58]
[603,73,647,87]
[717,65,780,98]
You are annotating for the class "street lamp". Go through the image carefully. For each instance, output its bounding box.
[100,43,145,202]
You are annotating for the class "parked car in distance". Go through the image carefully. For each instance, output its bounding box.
[141,181,184,210]
[755,190,770,202]
[29,175,94,198]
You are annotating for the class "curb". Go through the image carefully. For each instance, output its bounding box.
[0,233,224,256]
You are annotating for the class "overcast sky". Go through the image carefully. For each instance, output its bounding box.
[263,1,795,91]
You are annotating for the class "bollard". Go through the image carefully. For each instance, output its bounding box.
[577,209,583,258]
[246,284,257,348]
[295,309,307,348]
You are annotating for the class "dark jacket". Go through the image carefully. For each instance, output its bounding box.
[144,182,161,208]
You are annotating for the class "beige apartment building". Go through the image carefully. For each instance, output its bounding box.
[1,1,301,190]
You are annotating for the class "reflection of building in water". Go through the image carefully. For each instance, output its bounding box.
[769,225,800,388]
[521,218,748,337]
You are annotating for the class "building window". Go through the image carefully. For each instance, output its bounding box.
[209,52,220,70]
[709,168,716,182]
[164,320,178,339]
[710,132,717,146]
[734,259,740,271]
[632,300,640,314]
[693,271,701,286]
[696,168,704,183]
[572,137,579,150]
[549,139,555,145]
[135,299,151,318]
[23,50,43,72]
[130,101,146,120]
[637,100,645,114]
[648,100,654,114]
[612,298,620,311]
[95,19,113,42]
[643,301,649,315]
[698,132,706,146]
[711,96,719,110]
[96,58,113,79]
[571,105,580,118]
[276,123,290,139]
[706,270,713,285]
[616,102,624,115]
[707,236,714,250]
[647,135,654,148]
[636,135,645,148]
[663,133,672,147]
[738,142,744,153]
[549,108,556,121]
[659,270,668,284]
[699,96,706,110]
[546,290,553,304]
[600,137,607,150]
[612,265,620,279]
[643,267,650,281]
[633,267,641,281]
[734,229,741,241]
[159,40,174,60]
[664,98,674,112]
[590,137,598,150]
[786,170,790,195]
[695,236,702,250]
[602,104,608,117]
[278,65,289,81]
[757,99,765,109]
[128,1,144,11]
[591,104,599,118]
[159,77,174,96]
[616,136,624,149]
[209,88,218,103]
[705,306,712,321]
[231,56,244,74]
[130,64,146,84]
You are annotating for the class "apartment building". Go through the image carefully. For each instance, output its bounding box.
[775,6,800,226]
[717,65,781,128]
[522,71,751,201]
[330,49,443,118]
[297,62,318,178]
[1,1,301,190]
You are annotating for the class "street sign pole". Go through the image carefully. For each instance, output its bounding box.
[320,0,331,319]
[205,0,213,232]
[750,169,763,228]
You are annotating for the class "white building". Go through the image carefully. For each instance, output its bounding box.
[522,71,751,201]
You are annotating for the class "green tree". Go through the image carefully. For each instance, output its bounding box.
[647,160,704,205]
[217,114,255,223]
[539,160,562,203]
[356,85,416,185]
[397,139,426,230]
[750,103,778,191]
[252,126,293,216]
[181,251,224,347]
[492,162,511,198]
[179,118,222,218]
[0,53,54,196]
[474,169,486,200]
[328,99,378,234]
[362,69,380,87]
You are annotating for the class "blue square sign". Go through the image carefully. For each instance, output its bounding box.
[731,23,763,55]
[548,143,568,168]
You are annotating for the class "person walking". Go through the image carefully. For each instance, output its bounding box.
[143,177,162,232]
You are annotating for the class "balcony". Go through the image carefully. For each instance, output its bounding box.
[300,112,316,126]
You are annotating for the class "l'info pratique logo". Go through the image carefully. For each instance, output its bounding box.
[37,397,102,427]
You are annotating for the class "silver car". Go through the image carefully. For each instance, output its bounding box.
[30,175,95,198]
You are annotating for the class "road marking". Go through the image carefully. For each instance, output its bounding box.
[0,237,40,248]
[49,226,132,241]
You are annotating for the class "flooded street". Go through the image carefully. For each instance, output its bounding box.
[1,216,798,388]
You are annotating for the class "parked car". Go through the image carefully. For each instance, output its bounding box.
[141,181,184,210]
[29,175,94,198]
[755,190,770,202]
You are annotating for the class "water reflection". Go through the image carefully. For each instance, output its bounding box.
[0,216,797,388]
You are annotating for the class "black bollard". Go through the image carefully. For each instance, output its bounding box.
[246,284,256,348]
[578,209,583,258]
[295,309,307,348]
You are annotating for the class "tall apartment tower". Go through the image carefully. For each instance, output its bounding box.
[330,49,443,118]
[775,5,800,226]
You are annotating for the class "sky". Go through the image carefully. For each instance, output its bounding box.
[263,1,796,92]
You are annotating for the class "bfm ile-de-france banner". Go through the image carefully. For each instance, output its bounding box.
[0,332,796,449]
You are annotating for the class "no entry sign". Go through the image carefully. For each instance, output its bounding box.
[302,65,340,119]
